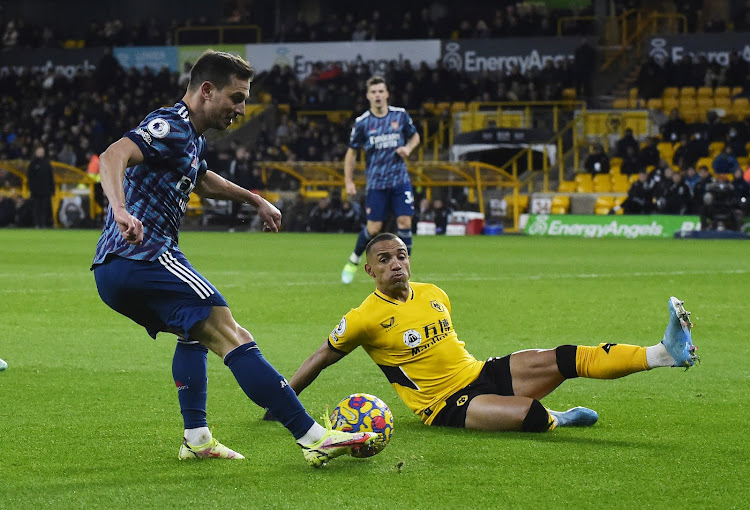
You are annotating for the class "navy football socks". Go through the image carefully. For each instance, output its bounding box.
[172,340,209,429]
[224,342,314,440]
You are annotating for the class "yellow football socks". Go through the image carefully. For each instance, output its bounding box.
[575,343,649,379]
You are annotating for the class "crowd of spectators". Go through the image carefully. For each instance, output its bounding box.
[1,2,602,50]
[636,51,750,100]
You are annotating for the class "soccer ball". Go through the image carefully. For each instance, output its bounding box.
[330,393,394,458]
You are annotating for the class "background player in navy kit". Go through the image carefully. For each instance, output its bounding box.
[92,50,374,467]
[340,76,420,284]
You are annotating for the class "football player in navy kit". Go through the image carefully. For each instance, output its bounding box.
[92,50,374,467]
[340,76,420,284]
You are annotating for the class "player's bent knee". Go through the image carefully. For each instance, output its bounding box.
[555,344,579,379]
[521,399,553,433]
[236,324,254,343]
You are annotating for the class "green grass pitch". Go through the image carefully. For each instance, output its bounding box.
[1,229,749,509]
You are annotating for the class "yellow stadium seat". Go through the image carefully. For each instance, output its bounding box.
[714,86,730,98]
[737,156,749,168]
[696,86,713,98]
[731,86,744,97]
[714,97,731,109]
[558,180,576,192]
[679,97,697,110]
[435,102,451,113]
[646,98,662,110]
[505,194,529,214]
[594,196,615,215]
[612,98,629,109]
[627,97,642,108]
[551,195,570,214]
[733,97,749,116]
[610,156,623,167]
[679,86,696,99]
[709,141,724,157]
[697,97,715,110]
[696,156,713,172]
[186,194,202,216]
[611,174,630,192]
[450,101,467,113]
[662,97,680,113]
[658,141,675,160]
[680,108,700,123]
[628,88,639,99]
[662,87,679,99]
[575,173,593,192]
[562,88,577,99]
[593,174,611,192]
[629,173,640,183]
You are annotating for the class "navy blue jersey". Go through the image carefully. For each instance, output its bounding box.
[349,106,418,191]
[93,101,206,265]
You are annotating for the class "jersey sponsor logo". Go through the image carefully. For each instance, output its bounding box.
[380,316,395,328]
[134,128,152,145]
[147,117,170,138]
[369,132,401,149]
[403,329,422,348]
[430,300,445,312]
[456,395,468,406]
[391,121,399,130]
[331,317,347,343]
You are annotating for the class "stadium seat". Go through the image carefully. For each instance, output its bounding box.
[574,173,593,192]
[714,97,732,111]
[646,98,663,111]
[594,196,615,215]
[733,98,750,118]
[658,142,675,161]
[709,141,724,157]
[714,86,730,98]
[731,86,744,97]
[696,86,713,98]
[737,156,749,168]
[679,86,696,99]
[593,174,611,192]
[186,194,202,216]
[696,156,714,171]
[662,87,679,99]
[505,194,529,214]
[610,156,623,168]
[558,180,576,192]
[697,97,715,111]
[612,98,629,109]
[551,195,570,214]
[679,97,697,110]
[450,101,467,113]
[562,88,577,99]
[611,174,630,192]
[662,98,679,114]
[435,102,451,113]
[679,108,700,123]
[628,88,639,99]
[629,173,640,183]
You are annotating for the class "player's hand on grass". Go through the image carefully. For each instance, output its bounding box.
[113,207,143,245]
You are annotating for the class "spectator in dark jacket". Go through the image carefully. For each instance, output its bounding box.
[27,145,55,228]
[584,143,610,174]
[615,128,639,158]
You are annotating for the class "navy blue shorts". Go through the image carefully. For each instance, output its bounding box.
[365,183,415,222]
[94,250,228,339]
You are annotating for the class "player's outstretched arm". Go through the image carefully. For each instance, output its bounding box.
[99,137,144,245]
[195,170,281,231]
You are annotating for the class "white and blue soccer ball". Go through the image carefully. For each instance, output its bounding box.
[0,358,7,371]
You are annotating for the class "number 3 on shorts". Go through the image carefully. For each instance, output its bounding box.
[404,191,414,205]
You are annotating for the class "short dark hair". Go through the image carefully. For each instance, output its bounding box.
[187,50,254,91]
[365,232,400,256]
[366,76,387,90]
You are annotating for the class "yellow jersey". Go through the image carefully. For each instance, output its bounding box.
[328,282,484,424]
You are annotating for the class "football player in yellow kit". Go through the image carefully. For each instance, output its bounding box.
[273,233,698,432]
